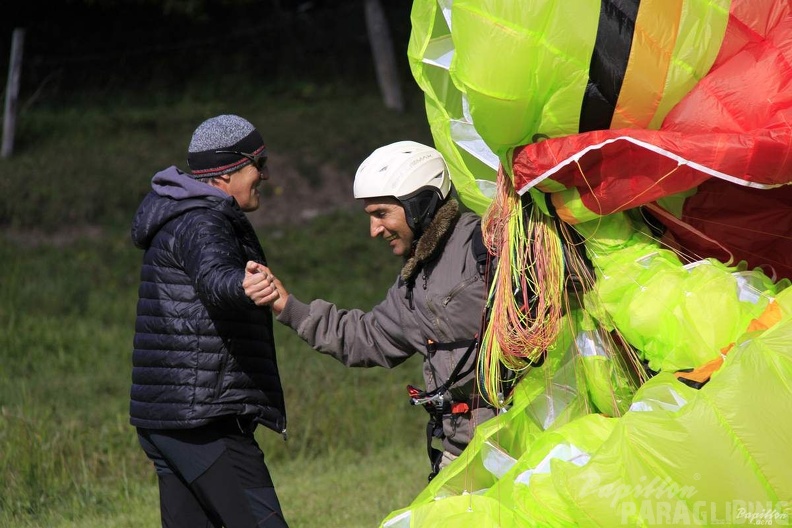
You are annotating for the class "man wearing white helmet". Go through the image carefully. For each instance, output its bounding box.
[245,141,496,480]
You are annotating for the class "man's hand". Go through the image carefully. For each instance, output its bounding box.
[269,275,289,315]
[242,261,290,314]
[243,261,279,306]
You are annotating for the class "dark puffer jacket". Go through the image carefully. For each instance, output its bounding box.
[129,166,286,435]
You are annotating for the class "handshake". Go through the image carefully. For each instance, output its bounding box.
[243,261,288,314]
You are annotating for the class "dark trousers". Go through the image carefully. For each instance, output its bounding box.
[137,419,288,528]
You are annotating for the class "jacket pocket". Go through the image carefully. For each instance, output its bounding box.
[442,275,481,306]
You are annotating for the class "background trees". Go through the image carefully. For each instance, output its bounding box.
[1,0,414,109]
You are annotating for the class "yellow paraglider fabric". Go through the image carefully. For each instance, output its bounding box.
[577,213,779,372]
[381,288,792,526]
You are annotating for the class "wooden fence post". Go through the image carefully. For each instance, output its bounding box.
[2,28,25,158]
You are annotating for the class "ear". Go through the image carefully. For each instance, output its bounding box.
[208,173,232,192]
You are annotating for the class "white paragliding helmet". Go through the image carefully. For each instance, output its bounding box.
[354,141,451,237]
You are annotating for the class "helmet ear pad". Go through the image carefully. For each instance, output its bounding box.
[401,188,443,236]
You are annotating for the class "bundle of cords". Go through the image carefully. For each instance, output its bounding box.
[477,167,565,407]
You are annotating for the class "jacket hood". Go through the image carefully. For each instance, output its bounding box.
[131,166,231,249]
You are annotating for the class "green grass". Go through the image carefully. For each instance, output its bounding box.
[0,88,435,526]
[0,82,432,230]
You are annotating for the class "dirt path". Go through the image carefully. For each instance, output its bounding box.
[247,153,359,229]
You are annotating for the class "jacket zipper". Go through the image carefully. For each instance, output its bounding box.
[214,352,229,400]
[443,275,480,305]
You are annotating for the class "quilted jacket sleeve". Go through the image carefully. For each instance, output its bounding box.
[175,210,256,313]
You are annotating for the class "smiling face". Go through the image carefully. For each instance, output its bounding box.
[363,197,415,257]
[213,162,269,212]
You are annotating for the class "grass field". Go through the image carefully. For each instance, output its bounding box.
[0,86,439,527]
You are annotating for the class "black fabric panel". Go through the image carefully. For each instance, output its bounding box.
[579,0,640,132]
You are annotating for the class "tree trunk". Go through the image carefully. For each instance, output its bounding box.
[364,0,404,112]
[2,28,25,158]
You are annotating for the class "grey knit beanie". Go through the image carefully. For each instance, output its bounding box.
[186,114,266,178]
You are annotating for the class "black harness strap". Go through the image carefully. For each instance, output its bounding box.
[426,338,475,353]
[423,337,478,399]
[409,337,482,481]
[409,220,494,480]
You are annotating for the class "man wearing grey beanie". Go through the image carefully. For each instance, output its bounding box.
[130,114,289,527]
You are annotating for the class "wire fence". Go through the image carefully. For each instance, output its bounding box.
[1,1,413,103]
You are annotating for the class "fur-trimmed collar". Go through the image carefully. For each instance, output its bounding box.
[401,199,460,283]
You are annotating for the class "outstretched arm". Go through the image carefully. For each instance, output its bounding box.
[248,265,416,368]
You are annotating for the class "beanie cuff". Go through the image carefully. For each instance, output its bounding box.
[188,130,266,178]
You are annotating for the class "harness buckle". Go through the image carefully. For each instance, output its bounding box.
[407,384,444,408]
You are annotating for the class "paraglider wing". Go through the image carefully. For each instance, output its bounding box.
[384,1,792,526]
[512,0,792,277]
